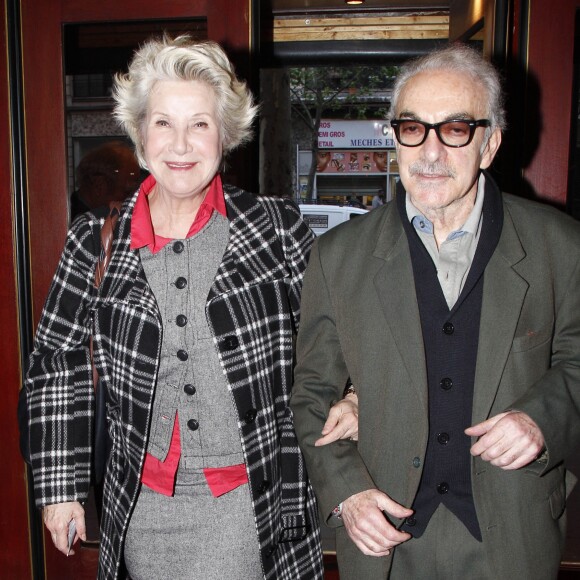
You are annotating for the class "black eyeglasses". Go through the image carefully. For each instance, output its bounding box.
[389,119,491,148]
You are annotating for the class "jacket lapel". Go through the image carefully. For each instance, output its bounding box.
[97,191,159,315]
[472,204,528,423]
[373,204,428,411]
[208,186,286,300]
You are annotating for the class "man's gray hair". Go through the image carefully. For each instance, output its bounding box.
[112,35,258,169]
[388,43,506,136]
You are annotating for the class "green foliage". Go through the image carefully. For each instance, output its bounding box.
[288,64,398,199]
[289,64,398,129]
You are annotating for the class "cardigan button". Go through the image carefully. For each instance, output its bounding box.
[244,408,257,423]
[175,276,187,289]
[412,456,421,468]
[222,335,239,350]
[187,418,199,431]
[173,241,184,253]
[442,322,454,335]
[258,480,270,494]
[176,314,188,327]
[437,432,450,445]
[440,377,453,390]
[184,383,196,396]
[177,349,189,361]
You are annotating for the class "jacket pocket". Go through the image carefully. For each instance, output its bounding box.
[511,329,551,352]
[549,478,565,519]
[548,467,576,520]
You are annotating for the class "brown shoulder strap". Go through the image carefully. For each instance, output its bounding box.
[91,201,122,391]
[94,201,122,289]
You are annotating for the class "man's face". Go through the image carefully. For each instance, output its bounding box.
[394,69,501,216]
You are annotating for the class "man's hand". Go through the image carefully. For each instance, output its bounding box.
[465,410,545,470]
[43,501,86,556]
[315,392,359,446]
[341,489,413,557]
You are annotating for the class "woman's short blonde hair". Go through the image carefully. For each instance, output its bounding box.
[112,35,257,169]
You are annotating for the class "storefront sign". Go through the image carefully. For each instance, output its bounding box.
[318,119,394,149]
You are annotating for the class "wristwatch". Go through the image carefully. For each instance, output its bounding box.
[343,379,356,398]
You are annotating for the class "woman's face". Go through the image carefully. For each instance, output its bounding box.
[142,79,222,201]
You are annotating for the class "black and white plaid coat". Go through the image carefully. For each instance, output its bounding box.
[25,183,323,579]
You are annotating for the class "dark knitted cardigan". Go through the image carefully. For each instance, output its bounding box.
[397,176,503,539]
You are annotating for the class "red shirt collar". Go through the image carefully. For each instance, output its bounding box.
[130,174,227,254]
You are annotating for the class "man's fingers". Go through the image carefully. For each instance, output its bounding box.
[469,427,504,456]
[379,496,414,520]
[320,406,341,436]
[465,412,507,437]
[315,428,346,447]
[467,411,544,470]
[315,399,359,446]
[342,489,412,557]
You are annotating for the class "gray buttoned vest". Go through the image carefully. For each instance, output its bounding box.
[140,211,245,470]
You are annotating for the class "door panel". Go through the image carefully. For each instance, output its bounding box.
[523,0,580,206]
[0,0,33,577]
[19,1,252,577]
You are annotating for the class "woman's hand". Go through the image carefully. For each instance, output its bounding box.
[43,501,86,556]
[315,392,359,446]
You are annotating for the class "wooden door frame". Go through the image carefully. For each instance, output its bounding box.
[1,0,35,578]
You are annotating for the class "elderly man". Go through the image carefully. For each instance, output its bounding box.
[291,44,580,580]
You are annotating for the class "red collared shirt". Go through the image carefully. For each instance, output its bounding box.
[131,174,248,497]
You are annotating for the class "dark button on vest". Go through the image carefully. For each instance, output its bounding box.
[443,322,454,335]
[440,377,453,390]
[173,241,184,253]
[258,480,270,494]
[187,418,199,431]
[437,482,450,494]
[176,314,188,327]
[222,335,239,350]
[177,349,189,361]
[437,432,450,445]
[244,408,257,423]
[175,276,187,289]
[406,516,417,526]
[184,383,196,396]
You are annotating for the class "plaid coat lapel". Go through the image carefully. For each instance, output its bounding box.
[209,185,288,298]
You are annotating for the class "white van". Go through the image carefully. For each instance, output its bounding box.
[299,204,368,236]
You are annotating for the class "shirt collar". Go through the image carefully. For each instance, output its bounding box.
[130,173,227,252]
[406,173,486,240]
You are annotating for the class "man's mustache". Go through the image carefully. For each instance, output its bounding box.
[409,161,456,178]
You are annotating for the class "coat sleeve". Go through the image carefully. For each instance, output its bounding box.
[25,213,99,508]
[511,249,580,474]
[269,197,314,332]
[290,238,377,525]
[261,197,317,539]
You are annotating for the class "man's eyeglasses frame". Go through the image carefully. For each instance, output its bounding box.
[389,118,491,148]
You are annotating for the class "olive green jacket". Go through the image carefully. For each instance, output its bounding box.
[291,180,580,580]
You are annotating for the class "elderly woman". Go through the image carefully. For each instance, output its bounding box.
[24,36,358,580]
